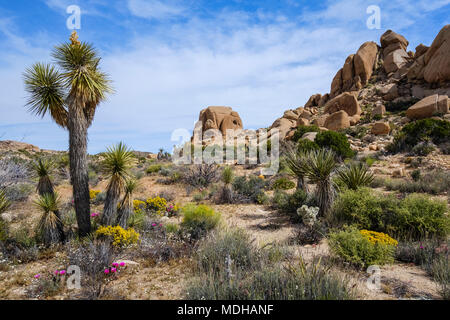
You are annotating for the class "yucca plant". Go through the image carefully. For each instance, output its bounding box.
[23,31,113,236]
[220,166,234,204]
[100,142,136,226]
[301,149,338,217]
[116,178,139,229]
[33,159,55,195]
[336,162,374,190]
[0,189,10,215]
[35,193,64,246]
[283,144,308,192]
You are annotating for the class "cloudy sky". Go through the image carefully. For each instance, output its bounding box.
[0,0,449,153]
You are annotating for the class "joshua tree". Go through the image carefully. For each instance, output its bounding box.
[116,178,139,228]
[283,144,308,192]
[23,31,112,236]
[301,149,338,217]
[101,142,135,226]
[220,166,234,203]
[35,193,63,246]
[33,159,64,242]
[336,162,374,191]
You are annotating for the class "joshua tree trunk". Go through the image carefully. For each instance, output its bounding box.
[101,178,121,226]
[116,198,132,229]
[317,179,335,218]
[297,176,308,193]
[68,96,91,237]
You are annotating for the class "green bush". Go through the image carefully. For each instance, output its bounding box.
[272,189,307,218]
[388,119,450,154]
[328,227,397,268]
[383,170,450,195]
[0,218,8,242]
[181,204,221,240]
[146,164,162,174]
[297,139,319,153]
[293,125,320,142]
[332,188,449,240]
[232,175,268,204]
[315,131,355,160]
[272,177,295,190]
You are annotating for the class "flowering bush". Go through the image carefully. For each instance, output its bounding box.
[329,226,397,268]
[89,190,101,200]
[146,196,167,215]
[95,225,140,247]
[165,204,180,217]
[181,204,221,240]
[133,200,146,213]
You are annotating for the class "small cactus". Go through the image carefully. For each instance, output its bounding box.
[297,205,319,228]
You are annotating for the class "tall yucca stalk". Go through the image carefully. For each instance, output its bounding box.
[35,193,63,246]
[117,179,139,228]
[101,142,136,226]
[336,162,374,190]
[283,144,308,192]
[23,31,113,237]
[301,149,338,217]
[33,158,64,242]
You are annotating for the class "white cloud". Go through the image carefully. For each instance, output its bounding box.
[127,0,187,20]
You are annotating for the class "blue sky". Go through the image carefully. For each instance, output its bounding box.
[0,0,449,154]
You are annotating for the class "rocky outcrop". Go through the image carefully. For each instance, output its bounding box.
[324,110,350,131]
[408,25,450,84]
[198,106,243,136]
[324,92,361,117]
[330,42,379,97]
[406,94,449,119]
[270,117,297,139]
[380,30,410,74]
[0,140,40,153]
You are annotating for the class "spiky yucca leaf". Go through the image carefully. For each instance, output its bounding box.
[0,190,10,214]
[35,193,64,245]
[33,159,55,195]
[336,162,374,190]
[222,166,234,185]
[117,178,139,228]
[101,142,136,226]
[23,63,68,128]
[282,144,308,191]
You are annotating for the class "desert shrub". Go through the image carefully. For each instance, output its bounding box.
[157,190,176,202]
[332,188,449,240]
[181,204,221,240]
[364,157,376,167]
[385,98,420,113]
[297,220,328,245]
[26,273,63,298]
[0,218,8,242]
[272,189,307,219]
[146,196,167,215]
[411,141,435,156]
[328,227,397,268]
[396,240,449,299]
[410,169,421,182]
[388,119,450,153]
[66,240,117,299]
[0,228,39,264]
[146,164,162,174]
[0,157,29,188]
[384,170,450,195]
[89,190,101,200]
[183,164,219,189]
[95,225,140,248]
[186,229,353,300]
[232,175,268,204]
[315,131,355,160]
[272,177,295,190]
[297,139,319,153]
[293,125,320,142]
[344,126,368,140]
[88,170,99,186]
[3,183,33,202]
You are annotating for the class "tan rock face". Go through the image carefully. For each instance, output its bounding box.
[324,92,361,117]
[324,110,350,131]
[302,132,318,142]
[305,94,322,108]
[406,95,437,119]
[384,49,410,73]
[423,25,450,83]
[380,30,409,51]
[311,114,328,127]
[270,117,297,139]
[354,41,379,84]
[415,44,429,58]
[297,118,310,126]
[371,122,390,135]
[198,106,243,136]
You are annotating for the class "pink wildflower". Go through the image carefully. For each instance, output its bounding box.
[34,274,41,279]
[119,262,125,267]
[111,268,117,273]
[59,270,66,275]
[104,269,110,274]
